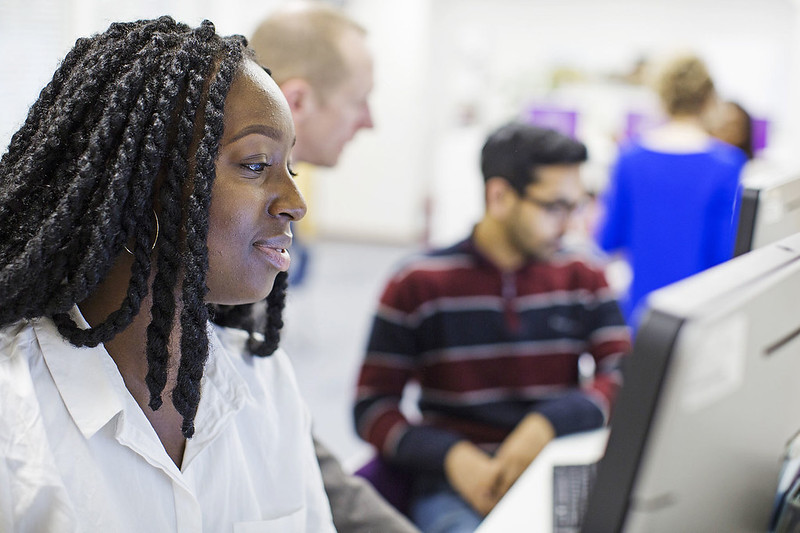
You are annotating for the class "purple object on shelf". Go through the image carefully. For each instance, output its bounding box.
[751,117,769,154]
[623,111,664,143]
[524,106,578,138]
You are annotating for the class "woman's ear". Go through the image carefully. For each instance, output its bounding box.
[485,176,516,219]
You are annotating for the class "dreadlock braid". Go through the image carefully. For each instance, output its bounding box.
[50,35,183,317]
[53,36,189,347]
[145,29,219,414]
[1,19,189,320]
[207,270,289,359]
[0,19,182,230]
[173,36,247,437]
[0,16,289,440]
[259,271,289,355]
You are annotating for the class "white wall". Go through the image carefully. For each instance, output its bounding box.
[2,0,799,246]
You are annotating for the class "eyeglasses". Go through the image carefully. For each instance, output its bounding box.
[520,194,583,220]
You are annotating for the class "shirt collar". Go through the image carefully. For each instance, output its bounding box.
[465,227,550,273]
[182,323,252,464]
[35,308,253,450]
[463,230,511,272]
[35,307,127,440]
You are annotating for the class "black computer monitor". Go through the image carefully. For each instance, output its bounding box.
[734,171,800,256]
[582,232,800,532]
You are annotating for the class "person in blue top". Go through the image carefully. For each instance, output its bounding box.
[596,52,747,328]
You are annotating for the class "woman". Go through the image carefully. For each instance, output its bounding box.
[0,17,335,531]
[596,53,747,328]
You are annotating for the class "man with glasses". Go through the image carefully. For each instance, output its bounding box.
[353,122,631,532]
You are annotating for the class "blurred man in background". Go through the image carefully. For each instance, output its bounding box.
[251,3,418,533]
[252,0,375,285]
[251,1,374,168]
[354,123,631,532]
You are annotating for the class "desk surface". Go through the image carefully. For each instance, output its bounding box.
[475,429,609,533]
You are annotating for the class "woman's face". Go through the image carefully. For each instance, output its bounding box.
[205,60,306,305]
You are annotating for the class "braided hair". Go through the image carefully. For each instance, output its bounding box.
[0,16,286,438]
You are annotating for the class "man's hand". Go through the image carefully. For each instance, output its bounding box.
[443,440,503,516]
[492,413,555,498]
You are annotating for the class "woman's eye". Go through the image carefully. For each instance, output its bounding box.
[242,162,269,174]
[288,165,298,178]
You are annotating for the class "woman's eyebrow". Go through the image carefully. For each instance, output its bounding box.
[225,124,283,145]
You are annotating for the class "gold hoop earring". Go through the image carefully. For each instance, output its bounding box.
[124,209,160,255]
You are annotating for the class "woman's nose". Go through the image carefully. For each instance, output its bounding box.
[268,174,307,221]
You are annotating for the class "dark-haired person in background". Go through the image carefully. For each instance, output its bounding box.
[353,123,631,532]
[706,99,755,160]
[0,17,336,531]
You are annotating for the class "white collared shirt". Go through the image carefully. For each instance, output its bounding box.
[0,308,336,533]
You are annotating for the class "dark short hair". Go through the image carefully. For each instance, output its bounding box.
[480,122,588,194]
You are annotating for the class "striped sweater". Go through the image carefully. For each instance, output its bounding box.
[354,236,631,474]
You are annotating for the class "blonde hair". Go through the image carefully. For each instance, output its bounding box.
[654,53,714,116]
[250,1,366,99]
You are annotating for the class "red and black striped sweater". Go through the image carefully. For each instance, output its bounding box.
[354,236,632,474]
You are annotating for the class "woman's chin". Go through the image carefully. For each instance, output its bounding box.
[206,281,277,306]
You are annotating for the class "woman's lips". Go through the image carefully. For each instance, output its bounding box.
[253,243,291,271]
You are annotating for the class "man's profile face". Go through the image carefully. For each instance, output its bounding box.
[301,29,374,167]
[303,32,373,167]
[504,164,584,262]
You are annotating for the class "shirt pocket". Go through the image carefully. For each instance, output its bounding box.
[233,508,305,533]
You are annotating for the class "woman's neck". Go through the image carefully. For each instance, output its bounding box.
[78,256,187,468]
[641,115,712,153]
